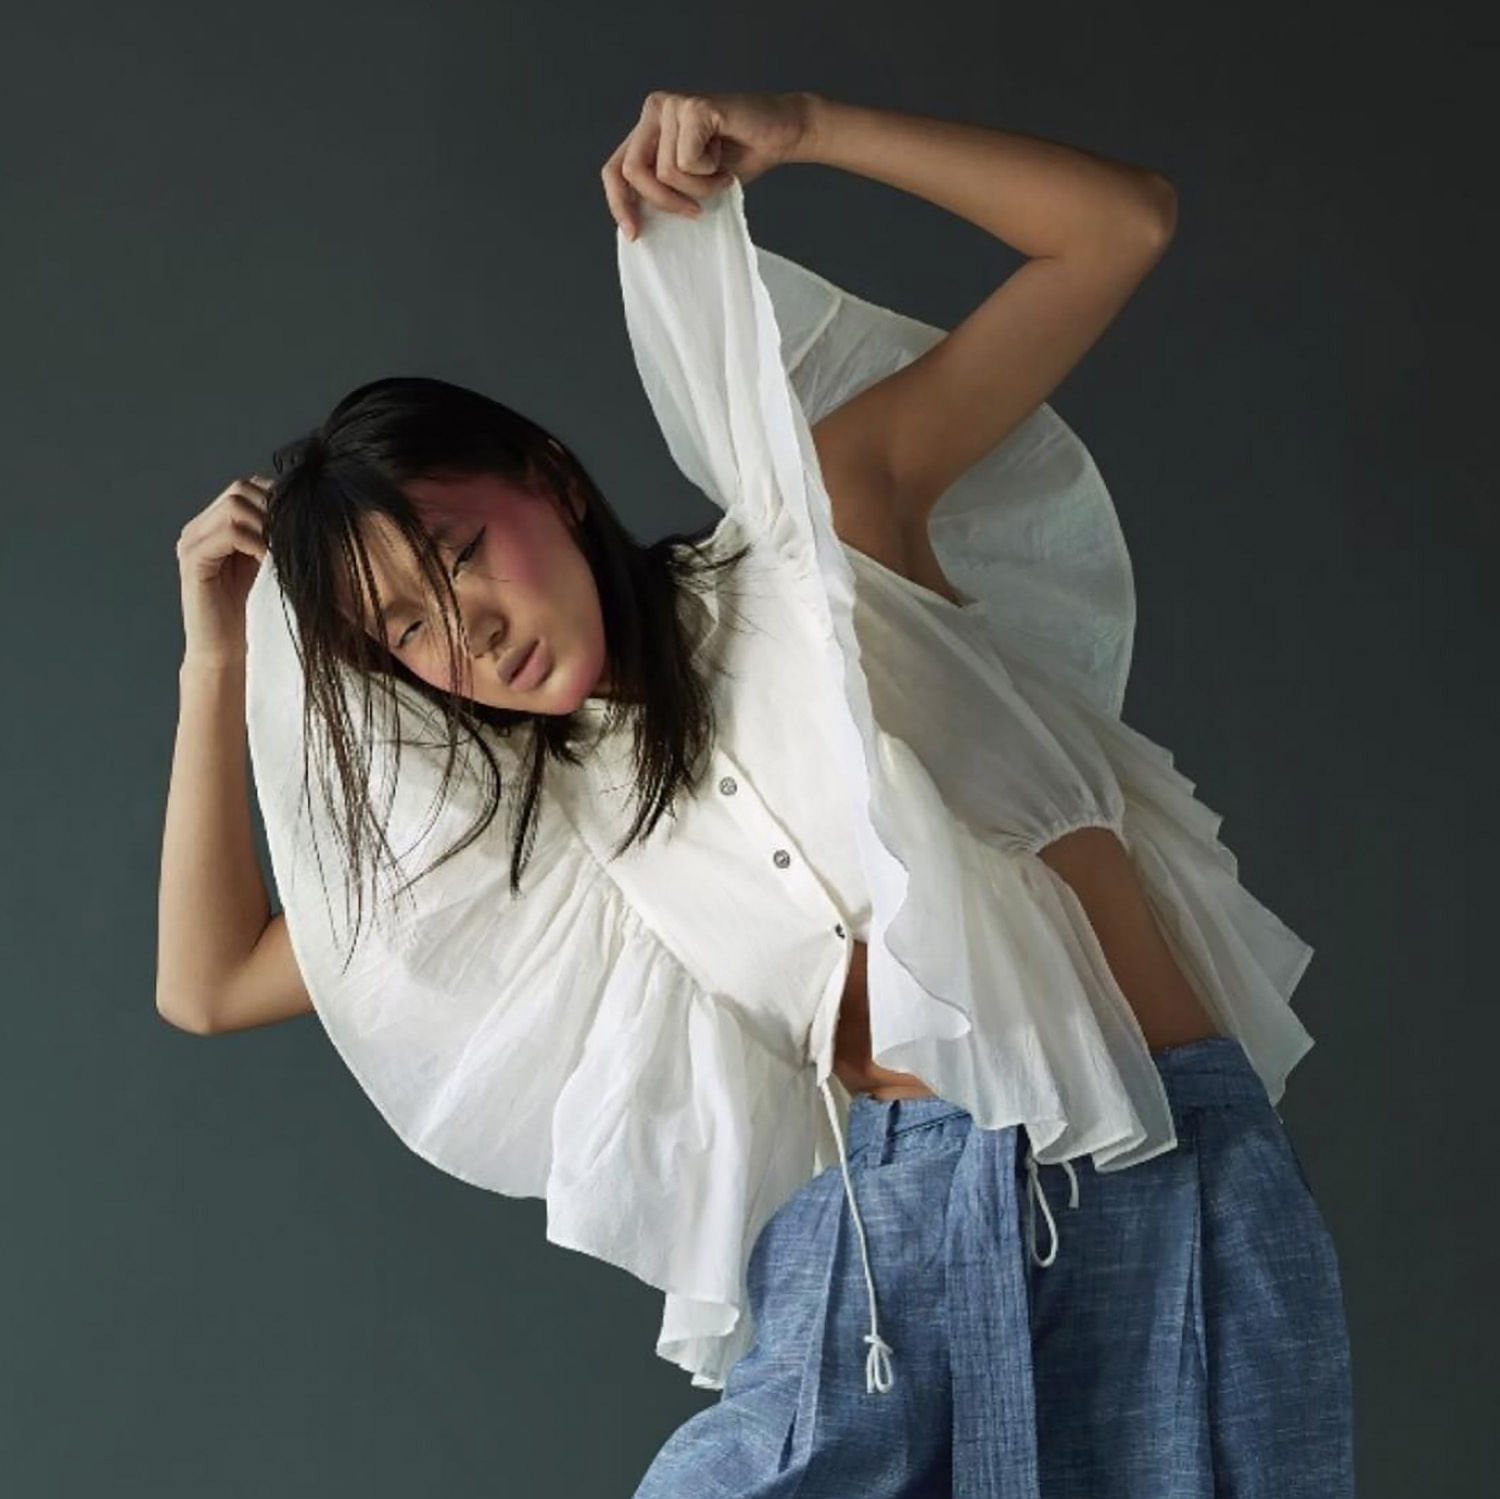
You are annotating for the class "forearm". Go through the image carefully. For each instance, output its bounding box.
[156,657,272,1026]
[789,92,1174,256]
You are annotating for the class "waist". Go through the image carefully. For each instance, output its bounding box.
[833,1008,1228,1101]
[843,1032,1270,1149]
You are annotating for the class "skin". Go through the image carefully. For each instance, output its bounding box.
[352,471,616,713]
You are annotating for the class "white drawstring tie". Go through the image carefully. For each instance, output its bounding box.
[818,1076,896,1394]
[1024,1146,1080,1267]
[816,1080,1083,1393]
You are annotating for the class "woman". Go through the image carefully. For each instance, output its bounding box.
[158,90,1354,1496]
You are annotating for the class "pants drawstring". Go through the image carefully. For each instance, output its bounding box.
[818,1077,896,1395]
[1024,1146,1080,1267]
[816,1082,1084,1392]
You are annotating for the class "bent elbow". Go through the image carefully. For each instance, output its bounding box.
[155,992,220,1036]
[1137,173,1178,246]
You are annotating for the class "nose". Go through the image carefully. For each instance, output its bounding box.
[469,624,504,660]
[453,595,503,660]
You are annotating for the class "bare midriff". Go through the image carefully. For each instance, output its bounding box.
[832,825,1225,1101]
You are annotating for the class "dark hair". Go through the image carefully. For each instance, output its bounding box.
[264,374,751,963]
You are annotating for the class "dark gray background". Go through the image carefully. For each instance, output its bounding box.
[4,1,1491,1494]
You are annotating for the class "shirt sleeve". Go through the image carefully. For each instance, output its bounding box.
[617,177,1136,720]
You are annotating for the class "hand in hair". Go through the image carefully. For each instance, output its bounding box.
[175,473,273,666]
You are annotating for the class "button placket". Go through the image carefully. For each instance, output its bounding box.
[712,749,853,947]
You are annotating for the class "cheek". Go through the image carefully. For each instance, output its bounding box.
[481,525,555,597]
[507,551,553,595]
[407,646,463,696]
[493,524,591,608]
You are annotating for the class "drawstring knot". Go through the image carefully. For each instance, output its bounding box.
[863,1330,895,1394]
[816,1078,1085,1393]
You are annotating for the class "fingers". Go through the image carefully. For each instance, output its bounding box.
[226,513,269,561]
[223,479,271,561]
[176,482,270,575]
[624,132,701,216]
[602,93,730,241]
[599,147,640,240]
[180,477,270,547]
[654,96,708,208]
[228,475,271,511]
[664,95,724,180]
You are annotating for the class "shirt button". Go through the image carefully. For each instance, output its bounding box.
[834,922,846,938]
[772,849,791,869]
[718,776,738,795]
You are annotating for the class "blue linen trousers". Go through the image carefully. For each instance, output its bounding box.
[629,1035,1355,1498]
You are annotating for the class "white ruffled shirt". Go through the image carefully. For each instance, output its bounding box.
[244,176,1316,1393]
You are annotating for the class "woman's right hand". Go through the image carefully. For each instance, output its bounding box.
[176,473,273,666]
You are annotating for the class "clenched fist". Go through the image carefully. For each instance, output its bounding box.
[600,89,817,240]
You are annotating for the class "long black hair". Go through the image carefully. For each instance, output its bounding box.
[264,374,751,962]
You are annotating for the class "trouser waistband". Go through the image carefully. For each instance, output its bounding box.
[845,1034,1269,1164]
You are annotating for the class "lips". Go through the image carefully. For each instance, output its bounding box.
[501,639,538,685]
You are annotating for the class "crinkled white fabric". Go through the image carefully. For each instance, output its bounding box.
[613,178,1314,1381]
[243,173,1316,1392]
[616,175,1313,1132]
[245,578,825,1387]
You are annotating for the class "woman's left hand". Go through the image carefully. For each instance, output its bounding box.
[601,90,815,240]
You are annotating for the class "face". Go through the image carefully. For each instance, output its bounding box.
[352,470,613,712]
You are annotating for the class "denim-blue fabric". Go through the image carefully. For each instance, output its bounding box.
[629,1035,1354,1498]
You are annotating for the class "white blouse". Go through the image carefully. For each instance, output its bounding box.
[243,176,1316,1395]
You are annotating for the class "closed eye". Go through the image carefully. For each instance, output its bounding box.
[393,528,485,651]
[452,527,484,575]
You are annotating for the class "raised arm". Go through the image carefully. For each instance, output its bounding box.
[791,94,1176,561]
[156,477,312,1035]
